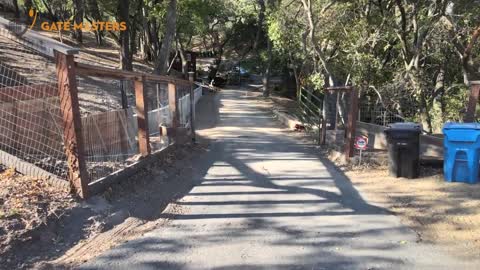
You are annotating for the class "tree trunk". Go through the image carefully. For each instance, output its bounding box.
[408,71,432,133]
[433,66,445,131]
[177,38,188,78]
[420,92,433,133]
[141,6,153,61]
[130,24,137,56]
[253,0,265,52]
[462,26,480,83]
[155,0,177,75]
[301,0,333,85]
[12,0,19,18]
[293,68,300,99]
[263,38,272,97]
[130,0,143,57]
[117,0,131,109]
[86,0,103,45]
[141,33,152,61]
[208,51,223,82]
[24,0,33,23]
[149,21,161,60]
[73,0,84,43]
[118,0,132,71]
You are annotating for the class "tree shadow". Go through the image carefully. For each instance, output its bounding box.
[78,88,431,269]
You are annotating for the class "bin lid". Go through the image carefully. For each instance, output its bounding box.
[443,122,480,130]
[386,122,422,131]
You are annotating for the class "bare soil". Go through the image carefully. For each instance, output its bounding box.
[0,168,75,266]
[345,167,480,260]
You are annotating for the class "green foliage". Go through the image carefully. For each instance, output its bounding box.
[12,0,479,132]
[32,0,73,20]
[264,0,480,133]
[443,86,469,122]
[307,73,325,92]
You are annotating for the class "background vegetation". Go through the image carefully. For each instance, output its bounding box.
[2,0,480,133]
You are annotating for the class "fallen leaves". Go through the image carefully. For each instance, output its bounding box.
[0,170,75,255]
[1,167,16,179]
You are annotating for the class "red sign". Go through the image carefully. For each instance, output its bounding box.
[354,135,368,150]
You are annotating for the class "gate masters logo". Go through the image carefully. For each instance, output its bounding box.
[8,8,126,37]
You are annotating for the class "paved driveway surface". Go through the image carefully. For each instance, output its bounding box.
[81,88,476,269]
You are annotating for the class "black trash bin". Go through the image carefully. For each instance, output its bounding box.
[384,122,422,179]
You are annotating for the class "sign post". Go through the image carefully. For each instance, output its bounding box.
[354,135,368,165]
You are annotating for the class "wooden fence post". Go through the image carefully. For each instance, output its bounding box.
[464,82,480,123]
[168,82,180,131]
[188,72,196,143]
[321,94,327,145]
[134,76,151,156]
[55,51,89,198]
[334,92,340,131]
[345,87,359,158]
[318,108,322,145]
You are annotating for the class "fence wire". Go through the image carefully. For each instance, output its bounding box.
[1,18,204,191]
[358,101,405,126]
[145,81,170,153]
[145,83,202,153]
[81,108,139,182]
[297,87,353,145]
[297,87,323,144]
[298,86,414,148]
[78,75,203,183]
[76,74,136,183]
[0,38,68,180]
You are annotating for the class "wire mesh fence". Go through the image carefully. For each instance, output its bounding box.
[358,101,405,126]
[76,74,202,184]
[76,76,134,115]
[81,108,139,182]
[146,82,202,153]
[75,74,137,183]
[299,87,406,131]
[176,82,194,128]
[297,86,359,158]
[1,17,202,196]
[144,81,170,153]
[0,41,68,181]
[297,87,355,145]
[297,87,323,143]
[298,88,322,127]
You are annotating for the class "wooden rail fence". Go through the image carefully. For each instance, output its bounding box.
[0,18,198,198]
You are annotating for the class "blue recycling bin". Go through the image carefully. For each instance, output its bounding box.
[443,123,480,184]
